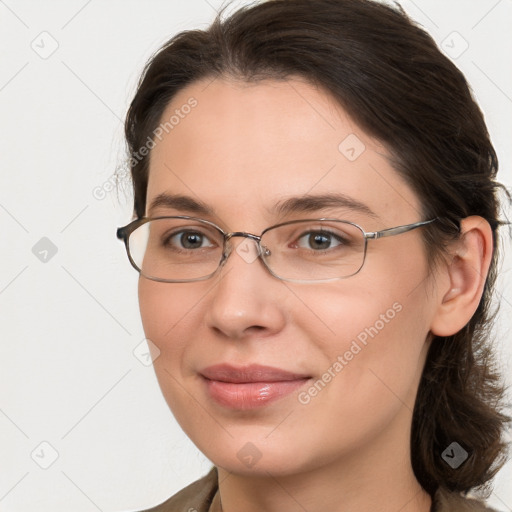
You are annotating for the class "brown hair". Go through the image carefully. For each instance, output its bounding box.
[123,0,510,497]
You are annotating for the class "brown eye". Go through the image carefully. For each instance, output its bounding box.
[295,230,346,251]
[165,230,214,250]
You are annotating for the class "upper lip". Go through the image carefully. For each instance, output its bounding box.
[200,364,310,383]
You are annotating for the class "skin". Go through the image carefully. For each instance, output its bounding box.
[138,77,492,512]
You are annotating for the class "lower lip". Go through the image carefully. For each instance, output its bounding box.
[203,378,309,410]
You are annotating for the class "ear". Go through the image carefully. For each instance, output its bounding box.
[430,216,494,337]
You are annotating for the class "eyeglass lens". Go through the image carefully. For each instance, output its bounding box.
[128,218,366,282]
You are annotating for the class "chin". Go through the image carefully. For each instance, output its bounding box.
[178,416,332,478]
[203,441,309,477]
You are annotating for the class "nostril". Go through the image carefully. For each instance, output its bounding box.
[247,325,266,335]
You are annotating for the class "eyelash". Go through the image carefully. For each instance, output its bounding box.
[163,228,351,253]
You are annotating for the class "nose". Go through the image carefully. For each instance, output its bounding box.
[204,237,287,340]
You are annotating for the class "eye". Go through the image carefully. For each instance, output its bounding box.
[166,230,216,250]
[295,230,345,251]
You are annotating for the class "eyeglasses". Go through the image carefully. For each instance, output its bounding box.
[116,216,437,284]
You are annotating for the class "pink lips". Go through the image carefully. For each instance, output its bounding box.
[200,364,310,410]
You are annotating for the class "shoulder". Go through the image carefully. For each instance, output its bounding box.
[434,487,500,512]
[137,467,218,512]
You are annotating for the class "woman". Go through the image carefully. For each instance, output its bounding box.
[116,0,510,510]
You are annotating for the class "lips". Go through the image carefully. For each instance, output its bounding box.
[200,364,311,410]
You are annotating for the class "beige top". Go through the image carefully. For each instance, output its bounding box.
[139,467,498,512]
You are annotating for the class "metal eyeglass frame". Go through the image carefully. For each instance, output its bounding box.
[117,216,437,284]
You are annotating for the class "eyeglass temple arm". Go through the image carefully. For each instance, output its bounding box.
[365,219,437,240]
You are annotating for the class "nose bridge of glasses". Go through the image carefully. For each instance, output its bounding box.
[223,232,269,260]
[226,232,261,242]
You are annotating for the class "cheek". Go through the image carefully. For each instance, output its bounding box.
[138,278,201,358]
[295,272,431,400]
[138,278,206,415]
[292,277,406,348]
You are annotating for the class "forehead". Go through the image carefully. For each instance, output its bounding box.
[146,77,422,228]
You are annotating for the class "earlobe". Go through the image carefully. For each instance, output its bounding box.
[430,216,493,337]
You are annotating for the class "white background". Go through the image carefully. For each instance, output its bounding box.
[0,1,511,511]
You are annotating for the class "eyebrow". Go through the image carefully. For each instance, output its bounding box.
[270,193,378,218]
[148,193,214,217]
[147,192,378,219]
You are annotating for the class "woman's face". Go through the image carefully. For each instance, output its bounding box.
[139,77,441,476]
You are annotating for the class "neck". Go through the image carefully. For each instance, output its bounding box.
[216,410,431,512]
